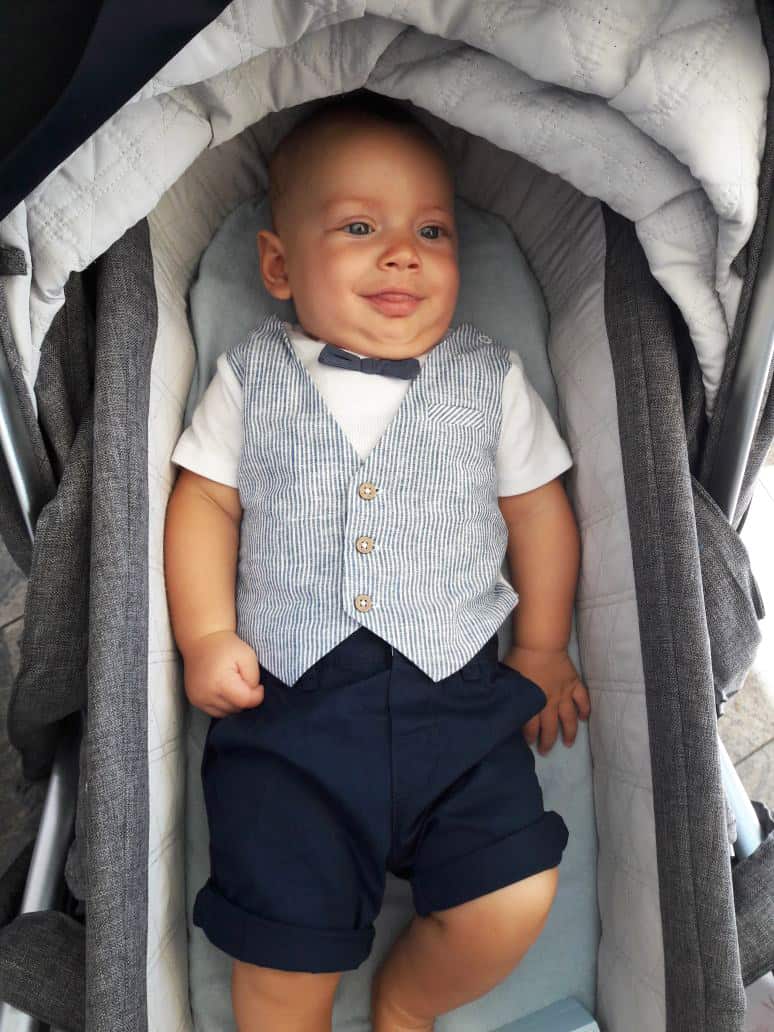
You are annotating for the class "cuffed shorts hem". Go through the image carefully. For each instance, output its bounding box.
[410,810,569,917]
[192,879,375,972]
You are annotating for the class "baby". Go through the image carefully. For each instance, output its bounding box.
[164,92,591,1032]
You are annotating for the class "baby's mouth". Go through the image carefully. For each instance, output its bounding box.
[362,292,424,317]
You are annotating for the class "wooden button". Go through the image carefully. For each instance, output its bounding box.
[355,536,375,554]
[354,594,373,612]
[358,482,378,500]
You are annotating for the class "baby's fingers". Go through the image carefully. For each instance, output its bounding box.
[523,709,561,755]
[557,694,581,748]
[234,644,261,690]
[572,677,592,720]
[536,707,559,755]
[218,670,265,711]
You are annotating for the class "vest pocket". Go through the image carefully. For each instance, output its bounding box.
[424,401,487,431]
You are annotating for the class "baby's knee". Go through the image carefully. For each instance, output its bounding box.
[231,959,342,1028]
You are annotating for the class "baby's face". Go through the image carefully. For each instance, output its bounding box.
[259,123,459,359]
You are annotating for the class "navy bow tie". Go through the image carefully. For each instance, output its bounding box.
[317,343,420,380]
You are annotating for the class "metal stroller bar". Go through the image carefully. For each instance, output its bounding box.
[705,201,774,527]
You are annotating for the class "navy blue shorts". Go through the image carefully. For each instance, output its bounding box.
[193,628,569,973]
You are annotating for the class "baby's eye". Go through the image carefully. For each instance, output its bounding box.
[343,222,373,236]
[419,225,446,240]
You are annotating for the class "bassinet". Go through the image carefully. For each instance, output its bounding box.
[1,3,774,1031]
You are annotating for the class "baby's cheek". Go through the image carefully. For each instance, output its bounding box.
[293,267,353,327]
[434,266,460,317]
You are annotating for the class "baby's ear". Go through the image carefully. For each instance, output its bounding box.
[257,230,292,300]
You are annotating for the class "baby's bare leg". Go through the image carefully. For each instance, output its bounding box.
[371,867,559,1032]
[231,960,342,1031]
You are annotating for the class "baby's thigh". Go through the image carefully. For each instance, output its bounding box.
[231,960,343,1030]
[431,867,560,969]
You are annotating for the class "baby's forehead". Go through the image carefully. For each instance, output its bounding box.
[270,107,453,229]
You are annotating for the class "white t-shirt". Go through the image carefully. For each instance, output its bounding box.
[172,323,572,495]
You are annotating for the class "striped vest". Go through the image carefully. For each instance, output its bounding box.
[226,314,517,684]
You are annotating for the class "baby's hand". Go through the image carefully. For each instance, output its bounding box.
[181,630,264,717]
[503,646,590,755]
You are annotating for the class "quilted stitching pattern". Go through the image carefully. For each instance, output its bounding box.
[0,2,767,419]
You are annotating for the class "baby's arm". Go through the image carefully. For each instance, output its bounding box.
[498,478,591,752]
[164,468,264,717]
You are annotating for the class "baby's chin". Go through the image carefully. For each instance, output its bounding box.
[319,315,452,359]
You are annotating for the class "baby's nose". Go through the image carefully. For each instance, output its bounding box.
[381,241,420,269]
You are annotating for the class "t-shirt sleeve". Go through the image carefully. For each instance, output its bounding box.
[497,353,573,496]
[170,352,243,487]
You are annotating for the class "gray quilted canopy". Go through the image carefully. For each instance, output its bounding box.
[0,0,768,421]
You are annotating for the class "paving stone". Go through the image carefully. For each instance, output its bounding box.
[719,666,774,765]
[0,544,26,630]
[2,617,23,679]
[736,739,774,808]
